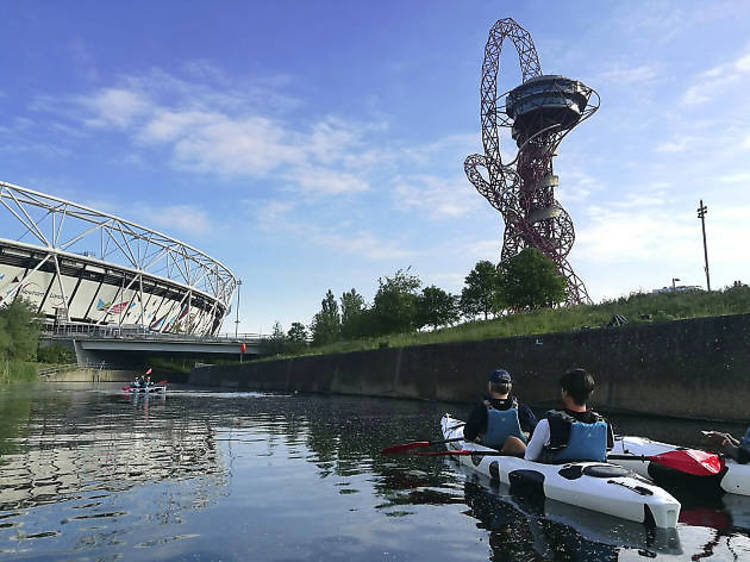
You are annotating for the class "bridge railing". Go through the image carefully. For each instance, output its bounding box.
[41,322,266,344]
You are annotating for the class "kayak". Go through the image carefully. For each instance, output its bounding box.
[610,436,750,497]
[441,415,681,528]
[128,385,167,393]
[463,480,682,556]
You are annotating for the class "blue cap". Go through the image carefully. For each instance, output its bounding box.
[489,369,512,384]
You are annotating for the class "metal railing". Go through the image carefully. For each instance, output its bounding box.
[41,321,266,344]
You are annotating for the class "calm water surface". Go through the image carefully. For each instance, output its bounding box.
[0,383,748,561]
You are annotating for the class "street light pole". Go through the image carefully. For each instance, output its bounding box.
[234,280,242,339]
[697,200,711,291]
[672,277,680,291]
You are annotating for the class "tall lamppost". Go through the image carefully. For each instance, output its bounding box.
[697,200,711,291]
[234,279,242,339]
[672,277,680,291]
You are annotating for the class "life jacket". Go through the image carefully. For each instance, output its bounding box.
[544,409,607,463]
[480,397,526,449]
[739,427,750,463]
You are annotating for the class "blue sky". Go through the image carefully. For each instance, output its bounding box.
[1,1,749,334]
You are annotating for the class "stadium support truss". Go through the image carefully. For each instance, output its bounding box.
[0,180,237,336]
[464,17,599,305]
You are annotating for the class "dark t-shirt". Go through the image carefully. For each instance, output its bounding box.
[464,396,537,442]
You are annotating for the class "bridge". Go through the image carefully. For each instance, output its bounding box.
[42,323,268,371]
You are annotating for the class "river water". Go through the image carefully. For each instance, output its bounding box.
[0,383,747,561]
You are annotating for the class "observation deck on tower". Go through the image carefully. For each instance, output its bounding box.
[506,75,592,144]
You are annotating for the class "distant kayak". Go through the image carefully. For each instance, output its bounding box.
[611,436,750,497]
[441,414,681,528]
[127,385,167,393]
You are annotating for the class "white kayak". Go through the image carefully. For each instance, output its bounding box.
[129,385,167,393]
[441,415,681,528]
[463,474,682,555]
[610,436,750,497]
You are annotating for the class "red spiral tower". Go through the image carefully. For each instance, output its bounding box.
[464,18,599,305]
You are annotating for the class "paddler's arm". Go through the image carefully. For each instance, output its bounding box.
[518,404,537,436]
[524,419,550,461]
[463,402,487,442]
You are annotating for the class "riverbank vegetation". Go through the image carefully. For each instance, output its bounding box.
[260,251,750,360]
[0,300,40,383]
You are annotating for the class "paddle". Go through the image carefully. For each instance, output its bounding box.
[607,449,723,477]
[381,437,464,456]
[121,385,131,391]
[412,449,504,457]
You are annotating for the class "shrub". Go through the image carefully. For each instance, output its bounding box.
[37,343,75,364]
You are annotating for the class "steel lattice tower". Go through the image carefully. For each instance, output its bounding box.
[464,18,599,305]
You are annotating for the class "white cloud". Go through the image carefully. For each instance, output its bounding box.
[719,171,750,184]
[682,50,750,105]
[656,138,691,153]
[143,204,212,235]
[311,230,414,261]
[286,166,368,195]
[393,174,479,218]
[252,198,410,260]
[54,68,376,196]
[79,88,151,128]
[596,64,659,85]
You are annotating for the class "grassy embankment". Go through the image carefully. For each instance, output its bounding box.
[0,361,37,384]
[261,285,750,361]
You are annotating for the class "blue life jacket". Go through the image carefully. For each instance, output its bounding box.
[480,398,526,449]
[741,427,750,449]
[544,410,608,463]
[739,427,750,464]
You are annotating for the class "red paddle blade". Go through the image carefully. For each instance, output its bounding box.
[652,449,724,476]
[121,386,131,391]
[414,450,472,456]
[157,380,168,385]
[381,441,430,456]
[145,368,152,375]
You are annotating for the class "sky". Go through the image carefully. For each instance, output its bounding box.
[1,0,749,334]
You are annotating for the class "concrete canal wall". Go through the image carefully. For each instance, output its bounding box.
[41,368,136,382]
[189,313,750,421]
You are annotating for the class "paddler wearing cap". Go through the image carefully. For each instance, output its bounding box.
[463,368,538,456]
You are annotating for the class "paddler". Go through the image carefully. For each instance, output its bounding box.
[463,369,537,456]
[702,428,750,464]
[524,368,613,463]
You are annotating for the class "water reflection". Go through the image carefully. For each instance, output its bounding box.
[0,384,747,560]
[463,479,683,560]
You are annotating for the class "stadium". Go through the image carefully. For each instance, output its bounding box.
[0,181,237,337]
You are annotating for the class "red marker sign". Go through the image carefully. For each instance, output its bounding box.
[240,343,246,354]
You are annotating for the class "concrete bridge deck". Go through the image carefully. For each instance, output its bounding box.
[41,323,268,369]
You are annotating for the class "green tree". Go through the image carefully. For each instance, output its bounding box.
[286,322,309,353]
[371,268,421,335]
[267,321,288,355]
[498,247,567,309]
[416,285,459,330]
[0,299,39,361]
[340,289,367,339]
[460,260,503,320]
[311,290,341,346]
[37,343,75,364]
